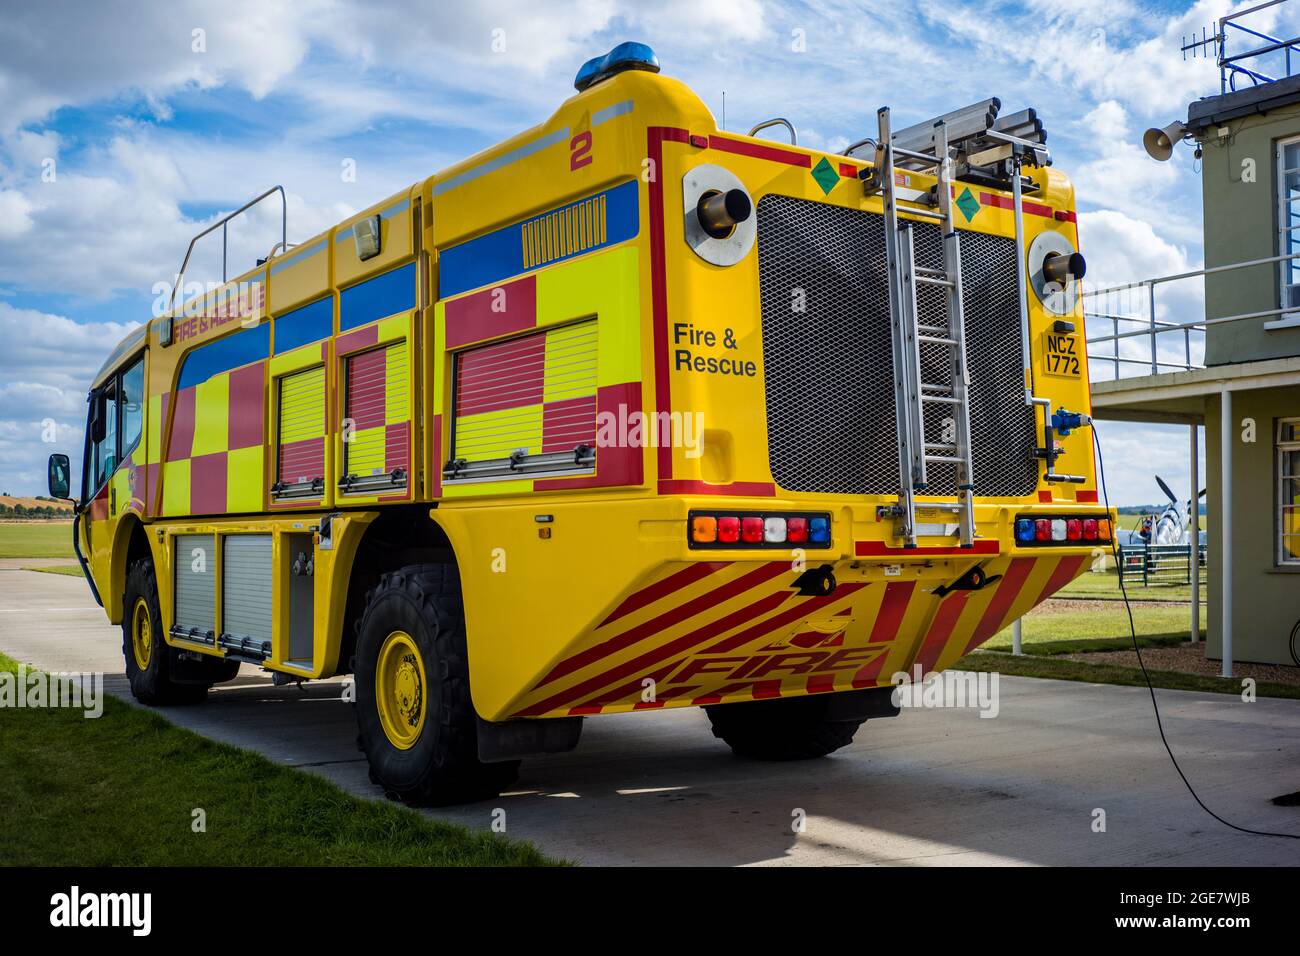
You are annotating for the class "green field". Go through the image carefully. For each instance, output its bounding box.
[986,598,1205,649]
[0,653,556,866]
[957,651,1300,700]
[21,564,83,577]
[1058,568,1207,604]
[0,522,74,558]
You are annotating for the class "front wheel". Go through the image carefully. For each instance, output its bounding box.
[122,558,209,705]
[353,564,518,805]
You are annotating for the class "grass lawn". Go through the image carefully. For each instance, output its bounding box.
[0,652,557,866]
[0,522,74,559]
[956,650,1300,700]
[1057,568,1207,603]
[984,598,1205,649]
[21,564,83,577]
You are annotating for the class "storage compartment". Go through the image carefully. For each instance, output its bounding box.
[221,533,273,656]
[444,318,598,481]
[341,341,410,494]
[275,364,327,498]
[285,532,315,665]
[173,533,215,641]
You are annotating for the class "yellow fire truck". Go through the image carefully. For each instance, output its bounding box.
[49,43,1109,804]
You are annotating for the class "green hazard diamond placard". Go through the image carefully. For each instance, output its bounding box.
[955,187,980,222]
[811,156,838,195]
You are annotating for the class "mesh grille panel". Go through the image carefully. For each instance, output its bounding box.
[756,194,1037,498]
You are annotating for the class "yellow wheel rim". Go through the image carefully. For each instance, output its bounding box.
[131,596,153,671]
[375,630,428,750]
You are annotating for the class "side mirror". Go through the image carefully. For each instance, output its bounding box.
[48,453,71,500]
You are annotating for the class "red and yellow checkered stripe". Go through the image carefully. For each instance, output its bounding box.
[433,243,643,497]
[159,360,265,516]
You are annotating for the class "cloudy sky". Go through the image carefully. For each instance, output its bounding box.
[0,0,1263,505]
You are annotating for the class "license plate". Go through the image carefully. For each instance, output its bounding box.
[1042,331,1081,378]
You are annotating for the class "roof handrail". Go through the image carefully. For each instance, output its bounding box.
[747,117,797,145]
[167,185,287,316]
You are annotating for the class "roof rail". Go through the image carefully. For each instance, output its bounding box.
[747,117,797,145]
[167,185,287,316]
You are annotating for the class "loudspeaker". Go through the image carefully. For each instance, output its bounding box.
[1143,121,1187,162]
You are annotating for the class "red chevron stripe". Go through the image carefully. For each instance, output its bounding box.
[535,561,789,688]
[635,682,702,710]
[570,662,678,711]
[1034,554,1088,605]
[868,581,917,642]
[517,588,793,717]
[692,681,758,706]
[806,673,837,694]
[962,557,1036,655]
[848,582,918,687]
[701,583,865,654]
[599,562,726,628]
[751,680,782,699]
[912,591,971,674]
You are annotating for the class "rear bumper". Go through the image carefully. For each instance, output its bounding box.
[435,493,1108,720]
[501,545,1095,719]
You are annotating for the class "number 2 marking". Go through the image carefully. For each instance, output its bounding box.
[570,131,592,171]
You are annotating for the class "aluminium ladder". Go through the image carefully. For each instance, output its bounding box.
[866,107,976,548]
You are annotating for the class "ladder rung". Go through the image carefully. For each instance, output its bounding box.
[899,205,944,221]
[920,382,952,392]
[921,394,961,405]
[893,145,942,166]
[924,443,958,450]
[917,334,958,346]
[915,274,954,288]
[924,454,965,464]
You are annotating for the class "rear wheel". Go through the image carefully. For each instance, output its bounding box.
[122,558,210,705]
[705,694,867,760]
[353,564,518,805]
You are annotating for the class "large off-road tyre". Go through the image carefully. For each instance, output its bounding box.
[122,558,210,705]
[704,694,866,760]
[353,564,518,806]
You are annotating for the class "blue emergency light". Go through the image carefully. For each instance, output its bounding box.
[574,42,660,92]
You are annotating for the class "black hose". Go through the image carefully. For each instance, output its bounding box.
[1094,423,1299,840]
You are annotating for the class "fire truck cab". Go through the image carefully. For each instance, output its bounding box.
[51,43,1109,805]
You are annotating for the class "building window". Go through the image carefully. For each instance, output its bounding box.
[1280,418,1300,566]
[1277,137,1300,317]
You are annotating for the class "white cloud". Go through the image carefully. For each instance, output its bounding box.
[1092,420,1206,511]
[0,302,137,493]
[0,189,34,239]
[1079,100,1128,142]
[1079,209,1205,376]
[0,0,1246,500]
[1079,209,1195,288]
[918,0,1229,119]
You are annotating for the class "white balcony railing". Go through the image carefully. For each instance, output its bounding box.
[1082,251,1300,381]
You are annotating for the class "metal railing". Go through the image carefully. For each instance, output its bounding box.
[167,185,287,316]
[1118,542,1208,587]
[1184,0,1300,93]
[1083,251,1300,380]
